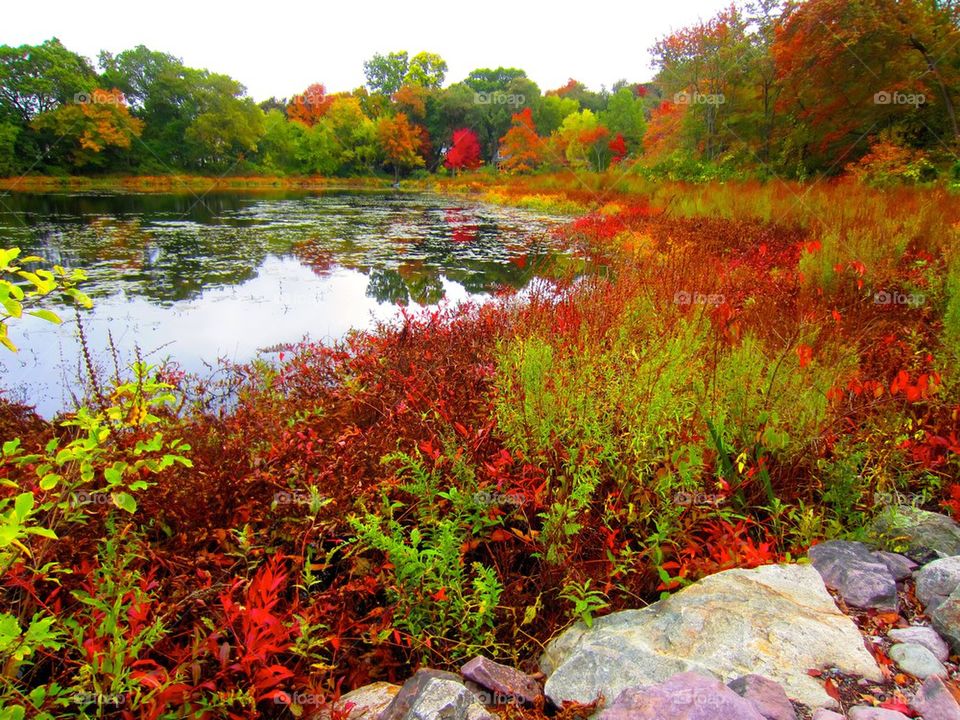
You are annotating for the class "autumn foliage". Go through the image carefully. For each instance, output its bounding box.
[444,128,482,172]
[498,108,543,173]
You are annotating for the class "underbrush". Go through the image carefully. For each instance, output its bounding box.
[1,178,959,717]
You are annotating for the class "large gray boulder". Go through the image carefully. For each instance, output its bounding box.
[871,506,960,562]
[540,564,881,710]
[807,541,898,610]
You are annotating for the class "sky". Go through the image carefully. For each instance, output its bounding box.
[5,0,735,102]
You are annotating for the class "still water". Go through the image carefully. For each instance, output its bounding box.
[0,190,567,416]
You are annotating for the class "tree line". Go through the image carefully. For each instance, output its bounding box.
[1,0,958,182]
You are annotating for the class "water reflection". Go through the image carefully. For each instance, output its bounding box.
[0,190,566,416]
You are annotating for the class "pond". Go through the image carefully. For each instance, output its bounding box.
[0,189,568,417]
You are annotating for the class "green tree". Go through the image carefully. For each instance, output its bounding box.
[0,39,95,124]
[256,109,305,173]
[405,52,448,89]
[364,51,410,96]
[601,87,647,152]
[183,73,265,170]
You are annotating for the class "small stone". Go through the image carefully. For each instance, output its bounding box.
[312,682,399,720]
[728,675,797,720]
[812,711,845,720]
[848,706,911,719]
[460,656,540,704]
[379,669,493,720]
[597,672,765,720]
[874,551,918,581]
[888,626,950,662]
[889,642,948,678]
[916,556,960,612]
[910,675,960,720]
[808,540,898,611]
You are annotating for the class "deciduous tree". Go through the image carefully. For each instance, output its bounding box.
[498,108,543,173]
[376,112,424,181]
[444,128,482,172]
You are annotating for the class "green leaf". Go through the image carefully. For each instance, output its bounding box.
[39,474,59,491]
[24,527,57,539]
[2,439,21,457]
[64,288,93,309]
[13,493,34,521]
[27,309,61,325]
[111,492,137,514]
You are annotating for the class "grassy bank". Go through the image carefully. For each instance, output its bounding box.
[0,175,958,718]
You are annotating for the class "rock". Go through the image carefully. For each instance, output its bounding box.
[848,707,911,719]
[874,551,918,582]
[887,626,950,662]
[460,656,540,705]
[932,588,960,654]
[916,556,960,611]
[888,642,948,678]
[597,671,766,720]
[872,506,960,562]
[910,676,960,720]
[311,682,400,720]
[727,674,797,720]
[540,563,881,710]
[812,711,845,720]
[808,541,898,610]
[379,669,494,720]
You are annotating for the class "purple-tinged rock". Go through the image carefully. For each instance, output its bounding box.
[460,656,541,704]
[812,711,844,720]
[910,676,960,720]
[808,541,898,611]
[888,625,950,662]
[848,707,910,720]
[597,672,765,720]
[874,551,917,582]
[727,674,797,720]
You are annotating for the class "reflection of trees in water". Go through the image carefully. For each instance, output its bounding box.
[291,240,336,279]
[444,208,479,244]
[3,191,566,306]
[366,268,410,304]
[365,266,446,306]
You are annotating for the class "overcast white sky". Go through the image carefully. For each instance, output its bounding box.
[5,0,735,101]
